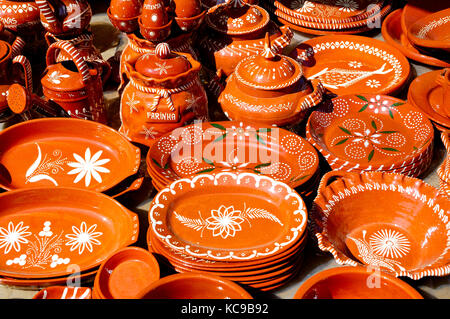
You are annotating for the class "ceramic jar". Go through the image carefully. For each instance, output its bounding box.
[119,43,208,147]
[218,34,324,127]
[0,0,40,32]
[196,0,293,77]
[41,40,106,123]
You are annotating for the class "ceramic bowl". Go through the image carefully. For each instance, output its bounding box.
[174,10,206,32]
[137,273,253,299]
[138,17,173,42]
[107,8,140,34]
[311,171,450,280]
[294,266,423,299]
[33,286,92,299]
[94,247,160,299]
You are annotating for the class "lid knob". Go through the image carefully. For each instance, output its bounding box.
[261,33,276,60]
[227,0,246,8]
[155,43,171,59]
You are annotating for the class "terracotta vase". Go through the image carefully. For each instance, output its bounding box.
[35,0,92,37]
[195,0,293,77]
[119,42,208,147]
[41,40,106,123]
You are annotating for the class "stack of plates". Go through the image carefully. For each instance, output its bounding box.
[264,0,392,35]
[306,94,434,177]
[147,172,308,291]
[147,121,321,202]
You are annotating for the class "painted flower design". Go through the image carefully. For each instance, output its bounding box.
[336,0,358,12]
[154,61,173,75]
[291,0,315,12]
[230,122,252,141]
[348,61,362,68]
[231,18,243,28]
[65,222,102,254]
[368,95,390,113]
[206,206,245,239]
[369,229,411,259]
[366,79,381,88]
[219,156,250,171]
[352,129,381,148]
[47,71,70,84]
[246,14,257,24]
[67,148,111,187]
[0,222,32,254]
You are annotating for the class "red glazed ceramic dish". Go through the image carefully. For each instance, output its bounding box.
[137,273,253,299]
[148,172,307,262]
[33,286,92,299]
[290,35,410,96]
[0,187,138,279]
[277,17,374,35]
[400,0,449,38]
[311,171,450,280]
[294,266,423,299]
[0,118,140,192]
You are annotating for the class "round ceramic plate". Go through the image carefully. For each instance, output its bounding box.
[148,172,307,262]
[401,0,449,36]
[0,187,138,279]
[407,8,450,51]
[290,35,410,95]
[306,94,434,170]
[0,118,140,193]
[147,122,319,189]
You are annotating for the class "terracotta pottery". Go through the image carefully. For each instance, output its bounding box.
[0,187,139,279]
[277,16,373,35]
[0,268,98,287]
[306,94,434,171]
[42,40,107,123]
[294,266,423,299]
[407,8,450,52]
[147,121,319,189]
[0,118,141,193]
[149,172,307,261]
[137,273,253,299]
[218,34,324,127]
[290,35,410,96]
[196,0,294,77]
[33,286,92,299]
[172,0,202,18]
[381,9,450,68]
[120,43,208,147]
[94,247,160,299]
[110,0,142,19]
[0,21,26,57]
[0,0,40,32]
[174,9,206,32]
[0,40,32,122]
[138,0,172,42]
[35,0,92,37]
[408,69,450,131]
[311,171,450,280]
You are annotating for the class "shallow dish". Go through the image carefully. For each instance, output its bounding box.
[33,286,92,299]
[0,187,138,279]
[311,171,450,279]
[290,35,410,96]
[294,266,422,299]
[277,16,373,35]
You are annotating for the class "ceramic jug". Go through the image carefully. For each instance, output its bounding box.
[41,40,106,123]
[0,0,40,32]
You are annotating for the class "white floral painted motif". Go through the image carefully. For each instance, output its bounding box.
[352,129,382,148]
[245,13,257,24]
[65,222,102,254]
[140,126,157,140]
[336,0,358,12]
[26,144,68,186]
[369,229,411,259]
[67,148,110,187]
[174,204,283,239]
[126,92,140,114]
[47,70,70,85]
[348,61,362,69]
[366,79,381,88]
[417,16,450,39]
[231,17,243,28]
[154,62,173,75]
[230,122,252,141]
[290,0,315,13]
[0,222,31,254]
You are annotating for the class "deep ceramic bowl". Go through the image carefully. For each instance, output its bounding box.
[174,10,206,32]
[107,8,139,34]
[138,17,173,42]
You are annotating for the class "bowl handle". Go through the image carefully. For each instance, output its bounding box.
[318,171,362,193]
[111,177,144,199]
[295,79,324,113]
[435,69,450,117]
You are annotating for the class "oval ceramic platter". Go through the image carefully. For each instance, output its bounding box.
[0,118,140,192]
[290,35,410,96]
[306,94,434,170]
[148,173,308,261]
[0,187,139,279]
[147,121,319,189]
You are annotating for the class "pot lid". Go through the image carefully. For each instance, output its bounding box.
[205,0,270,35]
[135,43,191,79]
[234,33,303,90]
[0,41,10,62]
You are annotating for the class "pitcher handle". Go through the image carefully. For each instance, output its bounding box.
[12,55,33,91]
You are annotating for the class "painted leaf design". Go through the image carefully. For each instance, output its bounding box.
[356,95,368,102]
[335,138,349,146]
[28,174,58,186]
[174,212,207,231]
[339,126,352,135]
[210,123,227,131]
[26,144,42,178]
[358,104,368,112]
[241,208,283,226]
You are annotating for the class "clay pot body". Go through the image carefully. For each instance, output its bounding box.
[41,40,106,123]
[120,43,208,147]
[0,0,40,32]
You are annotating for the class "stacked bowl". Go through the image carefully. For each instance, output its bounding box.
[147,172,309,291]
[264,0,392,35]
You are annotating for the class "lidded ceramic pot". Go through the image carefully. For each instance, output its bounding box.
[219,34,324,127]
[196,0,293,77]
[120,43,208,147]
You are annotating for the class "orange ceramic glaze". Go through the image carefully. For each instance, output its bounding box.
[35,0,92,36]
[147,121,319,189]
[381,9,450,68]
[408,69,450,131]
[120,43,208,147]
[0,0,40,32]
[294,266,423,299]
[0,118,141,193]
[0,268,98,287]
[311,171,450,280]
[33,286,92,299]
[306,94,434,171]
[290,35,410,96]
[141,0,168,28]
[276,16,373,35]
[172,0,201,18]
[196,0,294,77]
[94,247,160,299]
[110,0,142,19]
[219,34,324,127]
[400,0,449,38]
[148,172,307,261]
[137,273,253,299]
[0,187,139,279]
[407,8,450,52]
